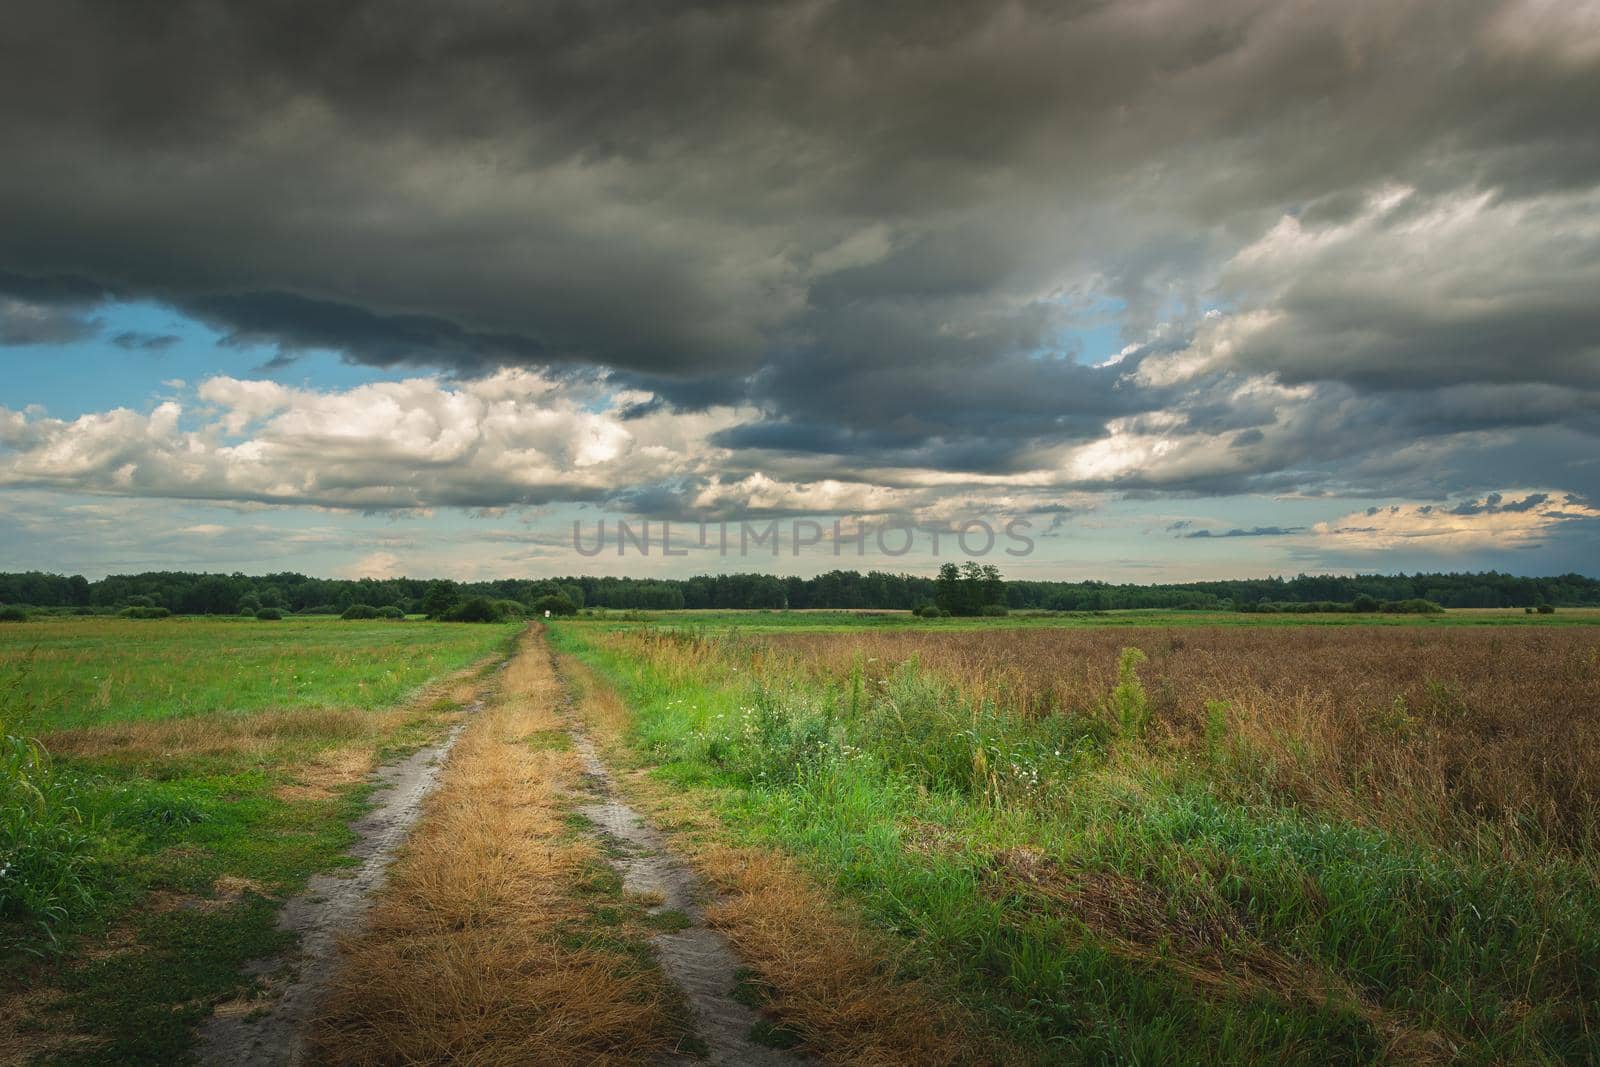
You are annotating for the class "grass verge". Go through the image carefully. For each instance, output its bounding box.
[558,650,1014,1065]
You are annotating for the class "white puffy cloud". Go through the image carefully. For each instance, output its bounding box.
[1311,491,1600,551]
[0,369,750,510]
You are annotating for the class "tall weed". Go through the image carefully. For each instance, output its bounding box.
[1,653,103,950]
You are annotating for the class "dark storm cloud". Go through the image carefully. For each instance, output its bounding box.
[1,0,1598,496]
[1184,526,1304,539]
[0,300,99,346]
[1449,492,1550,516]
[111,331,180,352]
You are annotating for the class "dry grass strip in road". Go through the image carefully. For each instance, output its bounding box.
[311,631,688,1066]
[559,652,1009,1066]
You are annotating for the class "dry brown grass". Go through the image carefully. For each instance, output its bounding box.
[560,651,1010,1066]
[720,626,1600,851]
[311,630,683,1066]
[699,845,1008,1066]
[0,985,95,1066]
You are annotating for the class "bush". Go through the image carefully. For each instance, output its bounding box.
[915,603,942,618]
[377,605,406,619]
[0,606,27,623]
[1351,594,1382,613]
[530,594,576,617]
[341,604,380,620]
[118,606,171,619]
[254,607,284,620]
[494,599,528,618]
[1380,598,1445,615]
[443,597,505,623]
[1537,603,1556,614]
[979,603,1009,617]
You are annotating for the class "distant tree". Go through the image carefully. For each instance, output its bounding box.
[444,597,504,623]
[420,580,460,619]
[934,563,962,614]
[531,593,577,616]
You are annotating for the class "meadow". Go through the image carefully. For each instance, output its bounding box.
[0,616,513,732]
[553,611,1600,1064]
[6,608,1599,1064]
[0,616,516,1063]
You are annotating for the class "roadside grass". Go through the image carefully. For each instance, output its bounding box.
[0,619,516,1063]
[313,631,696,1065]
[559,651,1019,1066]
[551,621,1600,1064]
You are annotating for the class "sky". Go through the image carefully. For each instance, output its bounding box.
[2,0,1599,583]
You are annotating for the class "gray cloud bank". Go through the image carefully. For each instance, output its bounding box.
[3,0,1599,513]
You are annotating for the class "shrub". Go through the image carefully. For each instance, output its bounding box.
[341,604,380,620]
[979,603,1009,617]
[377,605,406,619]
[443,597,505,623]
[1351,594,1382,613]
[530,594,576,617]
[118,606,171,619]
[1537,603,1556,614]
[254,607,284,620]
[494,599,528,618]
[1107,646,1150,738]
[1380,598,1446,614]
[0,606,27,623]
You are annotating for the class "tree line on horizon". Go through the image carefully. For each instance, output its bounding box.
[2,567,1598,616]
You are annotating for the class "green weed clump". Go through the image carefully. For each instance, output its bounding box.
[0,660,103,950]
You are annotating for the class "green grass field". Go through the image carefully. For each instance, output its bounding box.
[1,617,516,1063]
[0,616,515,732]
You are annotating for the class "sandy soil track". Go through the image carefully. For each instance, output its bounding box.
[198,707,480,1066]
